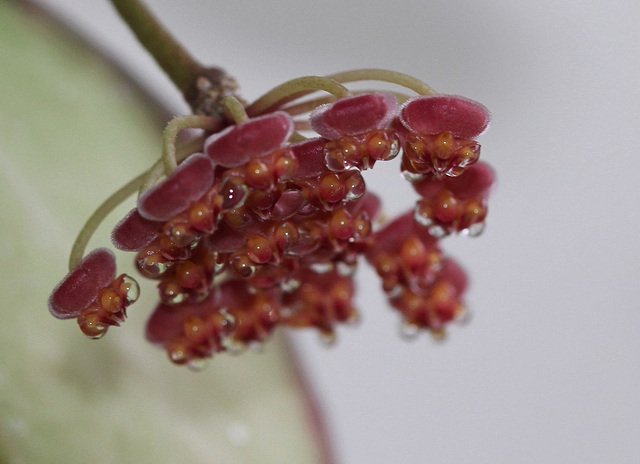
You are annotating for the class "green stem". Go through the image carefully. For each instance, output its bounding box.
[327,69,437,95]
[223,96,249,123]
[246,76,350,116]
[109,0,203,92]
[69,172,144,270]
[161,115,220,174]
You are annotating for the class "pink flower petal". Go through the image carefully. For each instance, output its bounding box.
[111,208,163,251]
[145,280,262,345]
[272,190,305,220]
[399,95,490,139]
[414,161,495,199]
[48,248,116,319]
[291,138,327,179]
[145,291,219,345]
[137,153,215,222]
[310,92,398,140]
[367,211,436,258]
[204,112,294,167]
[207,222,254,253]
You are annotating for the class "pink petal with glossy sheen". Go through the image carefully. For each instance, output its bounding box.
[145,280,256,344]
[399,95,490,138]
[146,291,220,344]
[367,211,437,260]
[207,223,252,253]
[111,208,163,251]
[414,161,496,199]
[204,112,294,167]
[309,92,398,140]
[137,153,214,221]
[291,138,327,179]
[272,190,305,220]
[48,248,116,319]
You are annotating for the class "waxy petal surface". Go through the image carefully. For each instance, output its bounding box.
[399,95,490,139]
[414,162,496,199]
[205,111,294,167]
[48,248,116,319]
[138,153,215,221]
[111,208,163,251]
[291,138,327,179]
[310,92,398,139]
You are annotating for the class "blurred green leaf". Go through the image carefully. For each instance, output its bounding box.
[0,2,326,463]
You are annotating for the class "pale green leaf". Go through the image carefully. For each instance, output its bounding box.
[0,3,326,463]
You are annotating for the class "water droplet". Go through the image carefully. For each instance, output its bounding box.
[310,262,334,274]
[400,321,420,340]
[122,275,140,303]
[384,138,400,160]
[187,358,209,372]
[402,170,424,182]
[455,306,473,325]
[428,225,448,238]
[386,284,403,299]
[168,345,188,363]
[465,222,485,237]
[231,254,256,278]
[430,328,447,342]
[344,171,366,201]
[280,278,300,293]
[222,336,245,355]
[319,331,337,346]
[346,312,361,327]
[336,260,358,276]
[220,177,249,210]
[137,254,172,278]
[413,207,433,227]
[249,340,264,352]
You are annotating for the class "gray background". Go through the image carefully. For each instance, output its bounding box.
[39,0,640,462]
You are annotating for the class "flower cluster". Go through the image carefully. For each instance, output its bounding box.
[48,71,493,368]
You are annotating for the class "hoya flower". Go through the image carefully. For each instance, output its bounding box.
[413,161,496,237]
[48,248,140,338]
[366,212,469,338]
[397,94,490,180]
[310,92,400,171]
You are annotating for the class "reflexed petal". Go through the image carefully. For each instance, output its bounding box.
[205,111,294,167]
[368,211,436,256]
[310,92,398,139]
[111,208,163,251]
[414,162,495,199]
[399,95,490,139]
[48,248,116,319]
[272,190,305,220]
[146,291,219,344]
[291,138,327,179]
[138,153,215,221]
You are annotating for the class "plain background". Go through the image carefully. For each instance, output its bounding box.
[38,0,640,462]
